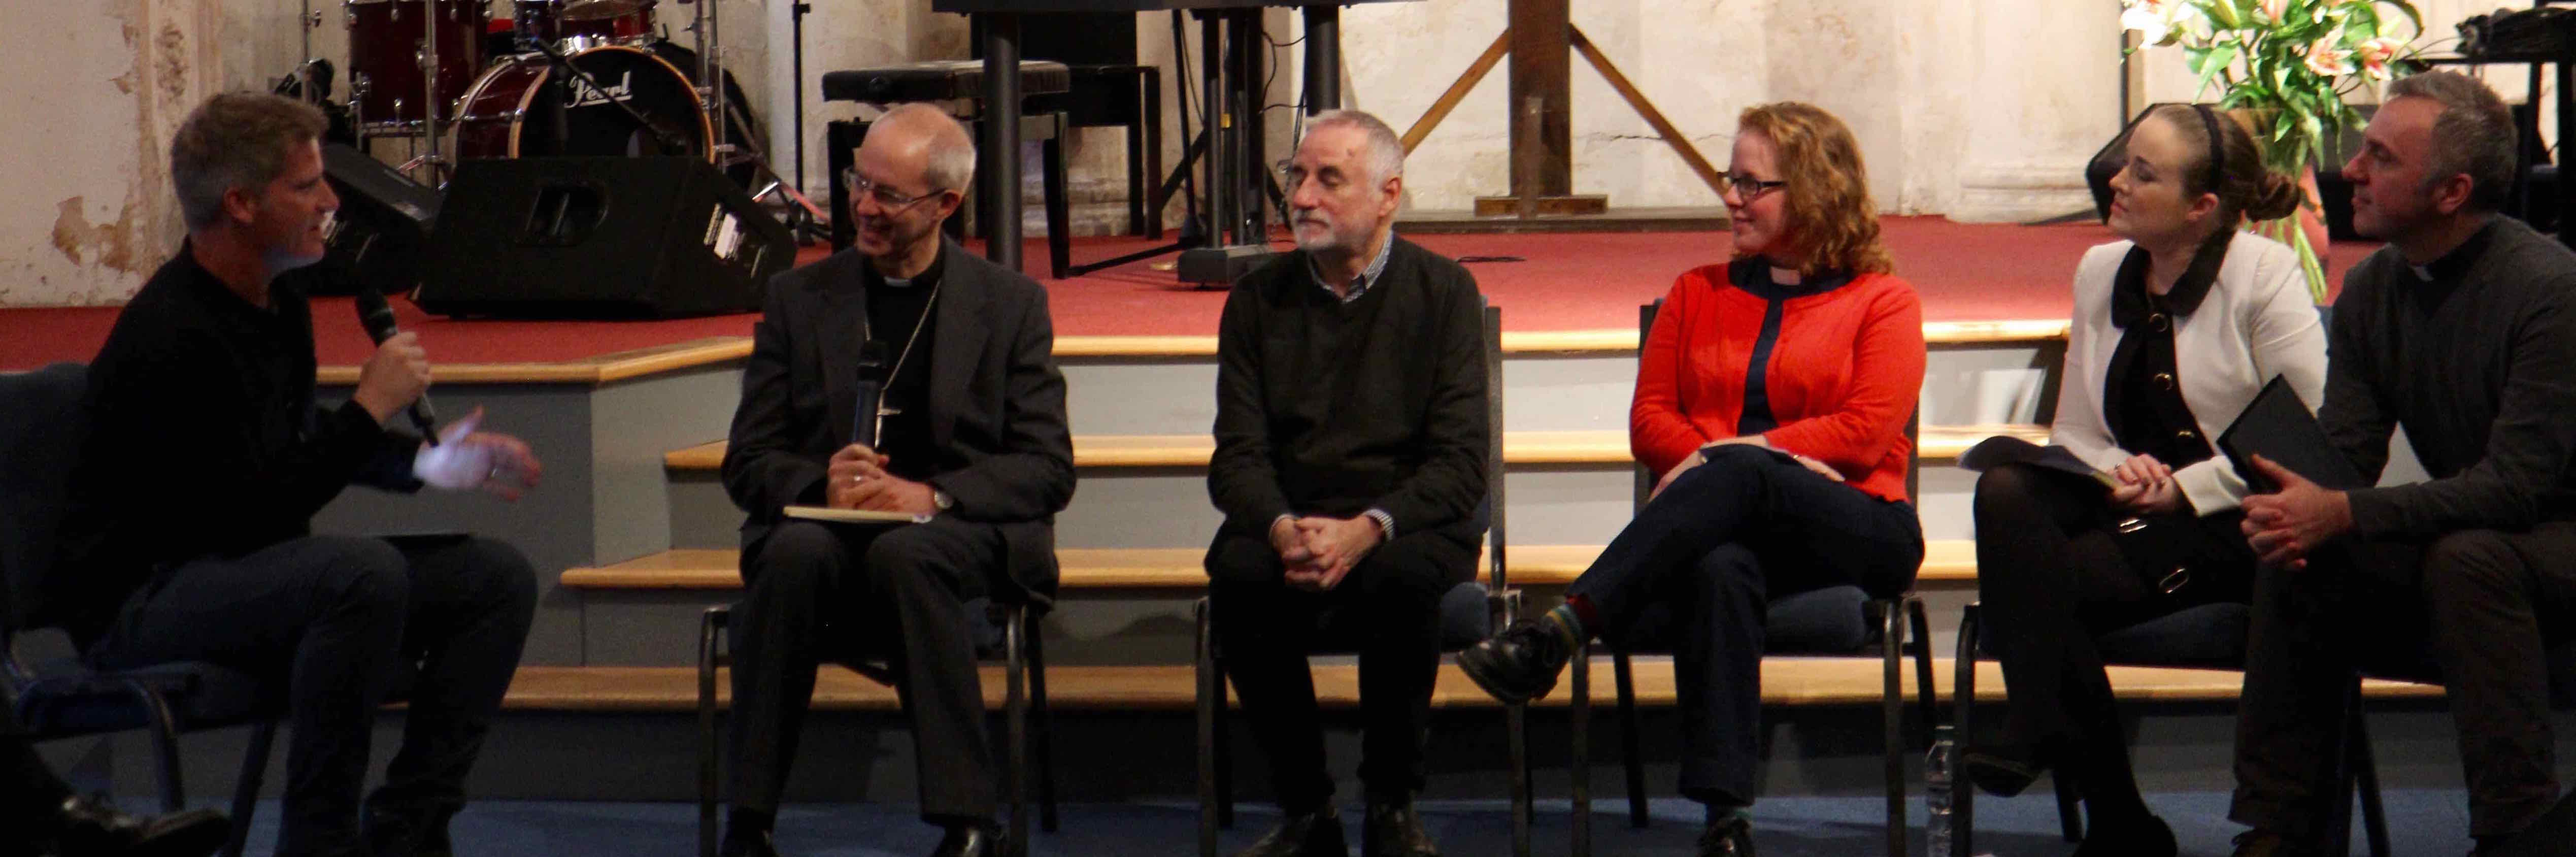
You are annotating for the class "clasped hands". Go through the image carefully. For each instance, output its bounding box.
[825,443,941,515]
[1269,514,1382,592]
[2106,453,2184,515]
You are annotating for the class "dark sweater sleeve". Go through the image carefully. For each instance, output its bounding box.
[722,282,827,517]
[2316,271,2398,484]
[1366,267,1491,535]
[1209,278,1296,528]
[2347,281,2576,537]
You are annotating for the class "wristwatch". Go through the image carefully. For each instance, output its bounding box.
[932,488,955,512]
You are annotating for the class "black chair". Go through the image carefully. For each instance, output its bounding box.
[695,578,1056,857]
[1562,301,1939,857]
[1195,303,1531,857]
[0,363,282,857]
[821,61,1076,279]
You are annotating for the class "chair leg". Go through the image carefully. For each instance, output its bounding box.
[1908,597,1939,741]
[699,606,729,857]
[1195,598,1220,857]
[125,682,185,813]
[1042,116,1072,280]
[1953,605,1981,857]
[222,721,279,857]
[1123,115,1146,237]
[1881,602,1906,857]
[1612,652,1646,829]
[1507,701,1531,857]
[1571,636,1592,857]
[2348,704,2390,857]
[1027,612,1058,834]
[1005,609,1029,857]
[2054,771,2085,842]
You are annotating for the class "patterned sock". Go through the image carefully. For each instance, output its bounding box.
[1705,803,1751,828]
[1542,599,1591,651]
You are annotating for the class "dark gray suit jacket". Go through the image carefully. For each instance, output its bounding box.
[720,240,1076,599]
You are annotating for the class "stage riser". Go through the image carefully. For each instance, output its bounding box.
[48,699,2500,808]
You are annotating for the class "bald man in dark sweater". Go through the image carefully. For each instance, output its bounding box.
[2228,72,2576,857]
[1205,110,1488,857]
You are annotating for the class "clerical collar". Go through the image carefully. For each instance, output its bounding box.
[2413,217,2498,284]
[1726,257,1852,300]
[865,242,947,290]
[2112,229,2231,329]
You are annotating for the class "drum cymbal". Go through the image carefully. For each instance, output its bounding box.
[559,0,646,22]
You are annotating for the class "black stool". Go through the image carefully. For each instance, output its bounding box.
[822,60,1074,279]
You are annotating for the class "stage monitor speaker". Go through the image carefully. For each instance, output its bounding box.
[316,142,440,296]
[417,156,792,318]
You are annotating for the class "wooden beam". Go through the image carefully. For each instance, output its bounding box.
[1507,0,1573,197]
[1568,25,1728,201]
[1401,29,1511,155]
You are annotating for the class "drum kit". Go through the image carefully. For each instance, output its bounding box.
[291,0,794,207]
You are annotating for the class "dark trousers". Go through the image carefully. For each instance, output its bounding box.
[1565,444,1922,805]
[2,708,72,834]
[85,534,537,857]
[2231,522,2576,841]
[1205,526,1476,814]
[1971,463,2253,822]
[728,517,1003,825]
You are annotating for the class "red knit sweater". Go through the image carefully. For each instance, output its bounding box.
[1630,265,1926,504]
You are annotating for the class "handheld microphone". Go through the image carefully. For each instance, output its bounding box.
[353,287,441,445]
[850,340,888,448]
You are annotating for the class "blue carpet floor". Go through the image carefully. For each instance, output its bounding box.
[216,790,2474,855]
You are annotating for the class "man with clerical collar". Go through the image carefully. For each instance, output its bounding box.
[54,92,543,857]
[717,103,1074,857]
[2227,71,2576,856]
[1203,109,1490,857]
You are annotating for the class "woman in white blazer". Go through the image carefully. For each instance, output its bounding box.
[1964,105,2328,856]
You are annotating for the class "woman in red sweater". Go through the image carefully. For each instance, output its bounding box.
[1461,102,1926,855]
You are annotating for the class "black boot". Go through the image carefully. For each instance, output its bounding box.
[1457,619,1571,704]
[1695,814,1754,857]
[364,804,458,857]
[1230,806,1346,857]
[1362,795,1438,857]
[46,796,230,857]
[928,822,1004,857]
[719,815,781,857]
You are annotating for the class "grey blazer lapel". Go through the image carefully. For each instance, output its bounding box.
[818,273,868,447]
[927,258,990,450]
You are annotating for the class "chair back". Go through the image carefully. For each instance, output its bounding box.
[0,363,88,646]
[1483,300,1505,594]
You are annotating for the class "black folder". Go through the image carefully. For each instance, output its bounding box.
[2216,376,2368,492]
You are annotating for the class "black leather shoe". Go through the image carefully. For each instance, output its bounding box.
[49,796,229,857]
[1230,807,1346,857]
[1959,745,2050,798]
[1695,814,1755,856]
[364,805,457,857]
[1458,619,1570,704]
[2073,814,2176,857]
[719,823,782,857]
[2230,830,2317,857]
[929,823,1005,857]
[1362,797,1438,857]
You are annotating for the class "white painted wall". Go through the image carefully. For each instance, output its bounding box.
[0,0,2514,307]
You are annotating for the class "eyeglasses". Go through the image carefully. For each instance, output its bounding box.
[842,168,944,211]
[1722,171,1789,200]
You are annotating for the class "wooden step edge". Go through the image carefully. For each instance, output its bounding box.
[564,541,1981,591]
[665,426,2055,472]
[1049,321,2070,360]
[498,658,2440,713]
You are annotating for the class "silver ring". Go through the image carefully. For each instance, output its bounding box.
[489,465,503,480]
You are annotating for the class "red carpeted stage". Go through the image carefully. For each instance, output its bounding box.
[0,216,2372,371]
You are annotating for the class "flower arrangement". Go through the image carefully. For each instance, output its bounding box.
[2120,0,2424,302]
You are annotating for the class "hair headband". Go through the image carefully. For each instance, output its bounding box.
[2192,104,2227,192]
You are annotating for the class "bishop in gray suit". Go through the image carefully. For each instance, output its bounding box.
[716,104,1075,857]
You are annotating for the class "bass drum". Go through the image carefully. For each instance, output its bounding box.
[451,45,711,161]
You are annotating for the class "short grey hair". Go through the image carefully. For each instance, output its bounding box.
[1305,109,1404,185]
[2386,71,2517,212]
[170,92,328,230]
[876,103,977,193]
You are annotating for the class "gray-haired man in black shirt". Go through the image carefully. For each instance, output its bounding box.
[2227,71,2576,856]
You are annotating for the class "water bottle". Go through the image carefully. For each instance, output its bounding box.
[1926,724,1956,857]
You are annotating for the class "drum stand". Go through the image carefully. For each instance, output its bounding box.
[682,0,827,231]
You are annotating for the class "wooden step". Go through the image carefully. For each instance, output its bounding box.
[662,425,2053,473]
[498,657,2438,713]
[1053,320,2070,359]
[561,541,1980,592]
